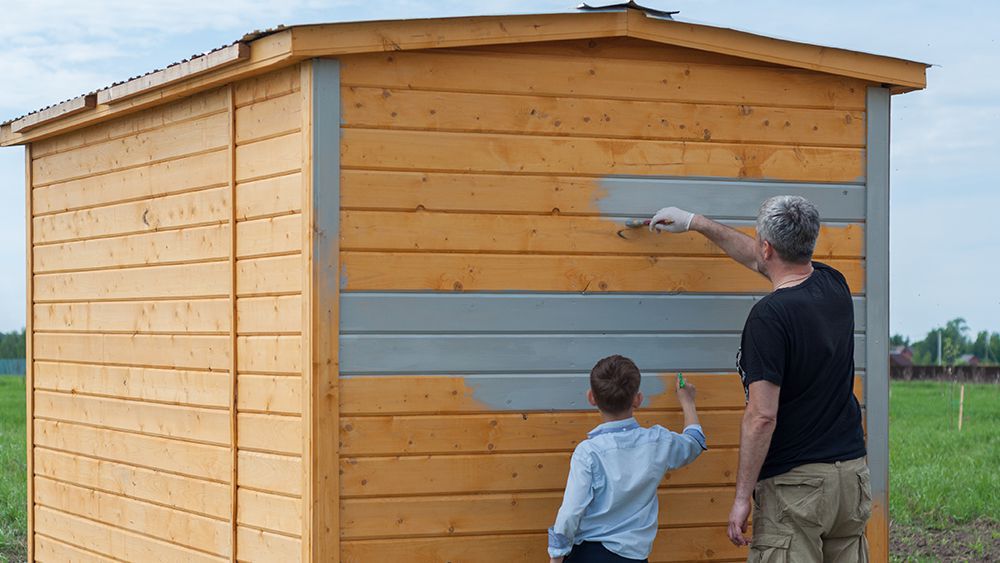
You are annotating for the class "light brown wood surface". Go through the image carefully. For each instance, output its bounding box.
[237,489,302,537]
[342,86,865,147]
[34,448,231,519]
[341,448,737,498]
[340,524,745,562]
[340,410,741,456]
[35,506,224,563]
[341,211,863,258]
[34,299,231,334]
[342,128,865,183]
[34,477,231,557]
[236,172,302,220]
[34,419,231,482]
[32,361,230,408]
[341,486,734,539]
[32,149,228,216]
[340,50,867,110]
[236,526,301,563]
[34,391,229,445]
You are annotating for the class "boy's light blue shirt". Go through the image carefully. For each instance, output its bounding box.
[548,418,707,560]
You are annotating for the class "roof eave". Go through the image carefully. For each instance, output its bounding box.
[1,29,296,147]
[2,10,928,147]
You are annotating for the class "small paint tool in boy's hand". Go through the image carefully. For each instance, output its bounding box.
[677,372,686,389]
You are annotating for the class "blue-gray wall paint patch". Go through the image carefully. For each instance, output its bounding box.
[341,292,867,333]
[595,176,866,222]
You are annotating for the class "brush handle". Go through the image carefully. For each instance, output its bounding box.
[624,218,651,228]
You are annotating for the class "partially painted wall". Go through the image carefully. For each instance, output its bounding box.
[336,38,870,561]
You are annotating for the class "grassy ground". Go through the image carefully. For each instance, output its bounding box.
[0,377,25,563]
[889,380,999,562]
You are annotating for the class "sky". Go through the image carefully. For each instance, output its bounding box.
[0,0,997,341]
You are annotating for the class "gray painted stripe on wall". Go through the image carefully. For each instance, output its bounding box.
[339,333,866,375]
[596,176,866,221]
[865,87,891,497]
[341,292,867,333]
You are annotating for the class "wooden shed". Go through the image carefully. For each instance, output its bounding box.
[2,5,927,562]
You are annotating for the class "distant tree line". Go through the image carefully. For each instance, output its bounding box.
[892,318,1000,366]
[0,329,25,359]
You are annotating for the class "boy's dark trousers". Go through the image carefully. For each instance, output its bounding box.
[565,541,648,563]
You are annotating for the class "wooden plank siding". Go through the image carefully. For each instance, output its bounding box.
[336,40,869,562]
[232,66,306,559]
[28,87,237,560]
[26,66,306,561]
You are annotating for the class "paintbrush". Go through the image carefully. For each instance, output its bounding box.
[616,218,672,238]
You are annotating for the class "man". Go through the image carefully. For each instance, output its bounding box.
[650,197,871,562]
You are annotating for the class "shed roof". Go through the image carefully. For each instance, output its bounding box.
[0,5,928,147]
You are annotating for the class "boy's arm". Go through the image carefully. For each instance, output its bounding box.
[658,378,707,470]
[548,450,595,559]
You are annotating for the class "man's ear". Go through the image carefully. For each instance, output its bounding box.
[633,392,643,409]
[587,389,597,407]
[761,240,774,262]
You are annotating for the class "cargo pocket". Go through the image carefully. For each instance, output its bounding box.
[773,476,825,527]
[850,468,873,528]
[748,534,790,563]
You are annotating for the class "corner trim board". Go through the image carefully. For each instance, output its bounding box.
[303,58,341,563]
[864,85,891,559]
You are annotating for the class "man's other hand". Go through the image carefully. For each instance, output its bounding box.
[727,497,752,547]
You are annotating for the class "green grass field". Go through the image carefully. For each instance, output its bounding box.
[0,377,25,563]
[889,380,999,561]
[0,379,993,561]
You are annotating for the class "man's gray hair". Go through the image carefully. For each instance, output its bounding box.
[756,196,820,264]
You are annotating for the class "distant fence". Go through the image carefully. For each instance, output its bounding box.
[0,358,25,376]
[891,365,1000,384]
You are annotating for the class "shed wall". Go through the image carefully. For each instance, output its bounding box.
[336,39,870,562]
[26,65,307,562]
[232,66,306,561]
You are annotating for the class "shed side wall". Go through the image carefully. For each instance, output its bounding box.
[233,65,306,561]
[26,65,307,562]
[30,88,236,561]
[337,39,870,562]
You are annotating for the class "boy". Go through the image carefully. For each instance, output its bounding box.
[548,355,706,562]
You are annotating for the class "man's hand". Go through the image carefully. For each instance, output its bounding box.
[727,497,752,546]
[549,557,565,563]
[649,207,695,233]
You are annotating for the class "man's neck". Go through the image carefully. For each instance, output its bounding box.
[599,410,635,423]
[768,261,814,291]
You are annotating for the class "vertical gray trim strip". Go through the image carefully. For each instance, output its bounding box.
[865,86,890,498]
[310,58,341,562]
[314,60,340,302]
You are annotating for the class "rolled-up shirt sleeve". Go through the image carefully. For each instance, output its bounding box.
[548,449,594,558]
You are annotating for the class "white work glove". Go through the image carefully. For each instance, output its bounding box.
[649,207,695,233]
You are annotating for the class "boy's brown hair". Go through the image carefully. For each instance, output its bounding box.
[590,355,641,414]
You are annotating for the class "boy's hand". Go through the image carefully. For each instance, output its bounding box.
[550,558,565,563]
[676,375,697,406]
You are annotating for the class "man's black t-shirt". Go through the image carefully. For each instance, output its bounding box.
[737,262,866,481]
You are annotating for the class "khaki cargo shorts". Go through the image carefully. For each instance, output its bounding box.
[750,456,872,562]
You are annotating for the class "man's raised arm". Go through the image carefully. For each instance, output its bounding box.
[650,207,760,273]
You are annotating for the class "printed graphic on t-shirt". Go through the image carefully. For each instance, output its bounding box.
[736,347,749,403]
